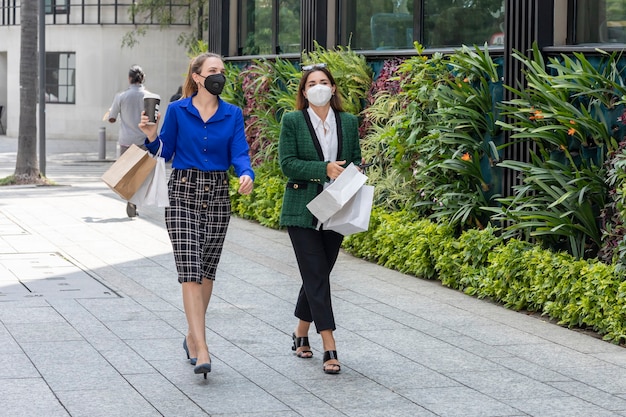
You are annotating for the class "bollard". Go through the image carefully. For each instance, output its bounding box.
[98,126,106,160]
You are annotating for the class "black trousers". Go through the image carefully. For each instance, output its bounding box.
[287,226,343,332]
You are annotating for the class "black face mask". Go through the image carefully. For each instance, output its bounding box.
[203,73,226,96]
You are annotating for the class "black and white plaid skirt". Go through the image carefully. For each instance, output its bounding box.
[165,168,231,283]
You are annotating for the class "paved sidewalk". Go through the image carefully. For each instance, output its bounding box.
[1,136,626,417]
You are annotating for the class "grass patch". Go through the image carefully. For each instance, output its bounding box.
[0,175,56,186]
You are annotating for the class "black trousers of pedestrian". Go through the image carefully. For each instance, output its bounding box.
[287,226,343,333]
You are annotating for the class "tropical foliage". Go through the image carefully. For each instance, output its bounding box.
[222,41,626,344]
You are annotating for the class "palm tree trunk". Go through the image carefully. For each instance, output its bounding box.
[15,0,40,179]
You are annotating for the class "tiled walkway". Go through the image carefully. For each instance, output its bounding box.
[1,136,625,417]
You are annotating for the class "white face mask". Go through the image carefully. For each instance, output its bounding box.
[306,84,333,107]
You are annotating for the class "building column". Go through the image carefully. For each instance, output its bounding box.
[301,0,328,54]
[502,0,554,195]
[207,0,230,56]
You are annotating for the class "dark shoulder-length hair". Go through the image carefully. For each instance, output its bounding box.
[295,67,345,112]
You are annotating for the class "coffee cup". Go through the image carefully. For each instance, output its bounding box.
[144,93,161,124]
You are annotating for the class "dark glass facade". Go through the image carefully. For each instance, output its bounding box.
[226,0,626,60]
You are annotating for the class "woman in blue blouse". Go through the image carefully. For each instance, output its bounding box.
[139,52,254,379]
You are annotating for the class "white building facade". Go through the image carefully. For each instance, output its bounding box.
[0,1,193,141]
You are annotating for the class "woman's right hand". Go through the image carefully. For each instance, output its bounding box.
[138,111,159,142]
[326,160,346,180]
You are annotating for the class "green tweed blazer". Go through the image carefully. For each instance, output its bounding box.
[279,109,362,229]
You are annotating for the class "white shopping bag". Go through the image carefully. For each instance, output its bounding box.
[129,143,170,208]
[324,185,374,236]
[306,163,368,223]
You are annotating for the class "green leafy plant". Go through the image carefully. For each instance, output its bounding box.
[493,44,626,259]
[302,42,373,115]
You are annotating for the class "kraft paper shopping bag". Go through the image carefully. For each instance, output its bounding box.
[101,144,156,200]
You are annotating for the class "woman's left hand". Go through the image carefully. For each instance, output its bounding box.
[238,175,254,195]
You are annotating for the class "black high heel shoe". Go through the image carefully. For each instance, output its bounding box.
[322,350,341,374]
[183,337,197,366]
[194,362,212,379]
[292,332,313,358]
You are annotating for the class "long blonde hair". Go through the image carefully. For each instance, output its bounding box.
[182,52,223,98]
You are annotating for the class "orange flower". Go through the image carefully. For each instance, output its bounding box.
[569,120,576,124]
[568,127,576,136]
[463,77,469,83]
[461,153,471,161]
[529,109,544,121]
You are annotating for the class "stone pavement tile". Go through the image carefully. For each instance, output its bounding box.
[0,233,58,252]
[0,323,22,354]
[594,349,626,367]
[344,402,439,417]
[278,393,353,417]
[0,378,70,417]
[131,295,181,314]
[437,334,514,359]
[558,364,626,393]
[501,343,608,370]
[38,367,130,392]
[55,385,161,417]
[123,373,208,417]
[233,364,315,397]
[194,382,292,415]
[0,352,38,378]
[452,368,565,400]
[304,375,421,413]
[128,338,193,364]
[5,321,83,343]
[504,395,621,417]
[103,318,180,340]
[0,279,31,298]
[77,297,157,322]
[454,323,549,347]
[85,264,158,298]
[336,342,460,391]
[151,359,293,415]
[360,301,466,340]
[96,339,155,375]
[495,356,572,382]
[334,298,417,331]
[549,380,626,412]
[402,386,521,417]
[356,328,503,376]
[0,302,68,324]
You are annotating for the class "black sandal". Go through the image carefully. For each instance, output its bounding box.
[323,350,341,374]
[292,332,313,358]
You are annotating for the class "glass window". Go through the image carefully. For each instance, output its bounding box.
[341,0,504,51]
[576,0,626,44]
[44,0,68,14]
[239,0,301,56]
[342,0,413,50]
[424,0,504,48]
[278,0,301,54]
[46,52,75,104]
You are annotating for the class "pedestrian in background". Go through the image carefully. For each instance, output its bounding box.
[138,52,254,379]
[169,86,183,102]
[108,64,152,218]
[278,63,362,374]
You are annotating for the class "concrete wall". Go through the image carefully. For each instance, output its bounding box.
[0,24,192,142]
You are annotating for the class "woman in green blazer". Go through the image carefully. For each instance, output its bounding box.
[279,64,362,374]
